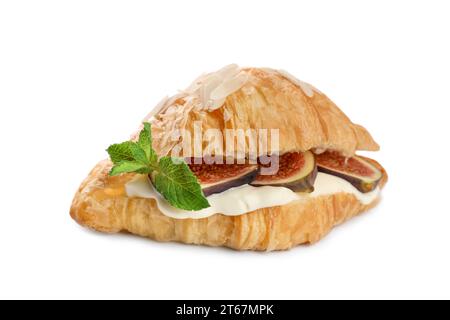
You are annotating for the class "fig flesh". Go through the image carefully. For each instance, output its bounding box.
[250,151,318,193]
[188,160,259,197]
[316,151,382,193]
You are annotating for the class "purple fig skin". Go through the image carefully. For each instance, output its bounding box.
[317,165,380,193]
[250,151,318,193]
[279,165,317,192]
[202,166,259,197]
[251,164,317,193]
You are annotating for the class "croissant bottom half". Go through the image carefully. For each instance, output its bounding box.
[70,158,387,251]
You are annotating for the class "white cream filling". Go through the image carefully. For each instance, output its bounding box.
[125,173,380,220]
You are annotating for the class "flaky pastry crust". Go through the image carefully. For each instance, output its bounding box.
[149,68,379,158]
[70,158,387,251]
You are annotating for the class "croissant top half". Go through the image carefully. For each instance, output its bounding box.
[143,65,379,158]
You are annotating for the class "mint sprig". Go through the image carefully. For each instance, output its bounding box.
[106,123,210,211]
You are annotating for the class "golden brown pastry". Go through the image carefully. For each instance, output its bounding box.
[70,65,387,251]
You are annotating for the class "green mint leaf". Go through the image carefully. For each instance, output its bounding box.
[106,123,209,211]
[107,142,135,164]
[129,143,150,165]
[138,123,154,159]
[109,161,150,176]
[153,157,210,211]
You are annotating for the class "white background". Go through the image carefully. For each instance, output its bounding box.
[1,0,449,300]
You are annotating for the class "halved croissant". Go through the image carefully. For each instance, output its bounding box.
[70,66,387,251]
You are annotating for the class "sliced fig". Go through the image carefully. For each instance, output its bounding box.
[316,151,382,193]
[250,151,317,193]
[188,159,259,197]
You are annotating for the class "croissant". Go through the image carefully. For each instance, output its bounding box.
[70,65,387,251]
